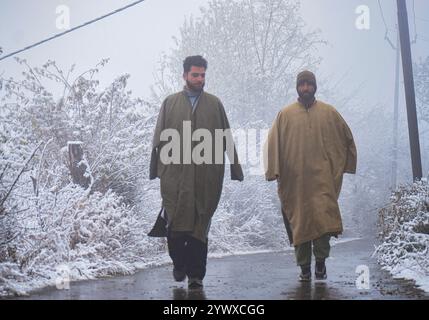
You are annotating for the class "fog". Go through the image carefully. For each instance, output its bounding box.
[1,1,428,99]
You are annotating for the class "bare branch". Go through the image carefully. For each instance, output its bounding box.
[0,142,43,209]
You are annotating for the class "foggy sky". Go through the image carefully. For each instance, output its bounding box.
[0,0,428,110]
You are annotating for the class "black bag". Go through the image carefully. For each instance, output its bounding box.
[148,207,168,237]
[281,207,294,245]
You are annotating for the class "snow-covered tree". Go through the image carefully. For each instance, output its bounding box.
[151,0,325,124]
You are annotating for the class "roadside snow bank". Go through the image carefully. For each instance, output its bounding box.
[376,180,429,292]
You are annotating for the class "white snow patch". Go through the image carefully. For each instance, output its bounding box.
[376,181,429,293]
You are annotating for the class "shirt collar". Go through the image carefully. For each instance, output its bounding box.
[183,86,203,97]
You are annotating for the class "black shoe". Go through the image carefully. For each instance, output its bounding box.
[299,272,312,282]
[173,268,186,282]
[188,278,203,289]
[315,260,327,280]
[299,264,311,282]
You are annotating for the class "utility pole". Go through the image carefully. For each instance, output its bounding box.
[396,0,422,181]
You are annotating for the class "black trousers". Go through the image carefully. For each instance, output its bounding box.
[167,232,208,280]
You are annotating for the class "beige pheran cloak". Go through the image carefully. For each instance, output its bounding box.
[265,100,357,246]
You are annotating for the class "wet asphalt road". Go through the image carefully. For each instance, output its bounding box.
[13,238,428,300]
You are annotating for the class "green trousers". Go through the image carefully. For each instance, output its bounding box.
[294,234,331,266]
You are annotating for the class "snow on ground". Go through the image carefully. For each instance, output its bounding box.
[375,180,429,293]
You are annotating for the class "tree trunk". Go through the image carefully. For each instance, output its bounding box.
[68,142,91,189]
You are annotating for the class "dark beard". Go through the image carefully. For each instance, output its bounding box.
[186,80,204,93]
[298,92,315,107]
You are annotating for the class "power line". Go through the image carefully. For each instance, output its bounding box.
[377,0,393,32]
[410,0,429,45]
[0,0,146,62]
[377,0,421,48]
[377,0,397,49]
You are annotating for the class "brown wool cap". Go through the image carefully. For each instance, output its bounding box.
[296,70,317,89]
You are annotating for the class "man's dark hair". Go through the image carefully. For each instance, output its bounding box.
[183,55,208,73]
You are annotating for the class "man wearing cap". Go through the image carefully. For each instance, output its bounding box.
[264,71,357,282]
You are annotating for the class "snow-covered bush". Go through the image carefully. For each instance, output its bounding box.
[0,183,167,296]
[209,177,286,255]
[1,58,157,206]
[208,121,286,254]
[0,59,166,296]
[375,180,429,292]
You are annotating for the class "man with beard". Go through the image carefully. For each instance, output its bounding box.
[149,55,243,289]
[264,71,357,282]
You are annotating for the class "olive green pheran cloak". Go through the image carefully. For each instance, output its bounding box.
[150,90,243,243]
